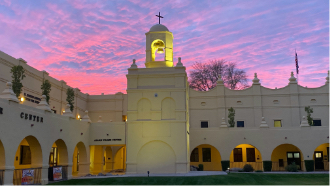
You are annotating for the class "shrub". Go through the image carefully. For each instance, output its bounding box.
[243,164,254,172]
[304,160,314,172]
[10,65,26,98]
[255,170,263,172]
[238,170,243,172]
[263,161,272,172]
[198,164,203,171]
[221,160,230,171]
[285,162,298,172]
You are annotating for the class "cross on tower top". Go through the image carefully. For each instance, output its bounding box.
[155,12,163,24]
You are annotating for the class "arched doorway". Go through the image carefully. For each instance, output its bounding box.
[13,136,42,185]
[190,144,221,171]
[0,140,5,185]
[271,144,304,171]
[137,141,175,174]
[313,143,329,171]
[113,146,126,172]
[48,139,68,181]
[230,144,263,171]
[72,142,88,177]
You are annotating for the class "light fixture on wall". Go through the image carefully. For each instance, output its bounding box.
[285,137,287,139]
[107,134,109,136]
[257,155,260,160]
[20,97,25,102]
[244,137,246,139]
[81,133,83,135]
[31,124,34,127]
[60,129,62,132]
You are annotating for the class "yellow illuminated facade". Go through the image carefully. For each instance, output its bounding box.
[0,23,329,185]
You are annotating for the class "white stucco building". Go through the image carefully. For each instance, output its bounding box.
[0,24,329,185]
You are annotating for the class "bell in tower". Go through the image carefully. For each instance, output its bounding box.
[145,23,174,68]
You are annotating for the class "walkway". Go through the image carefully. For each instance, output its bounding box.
[73,171,227,179]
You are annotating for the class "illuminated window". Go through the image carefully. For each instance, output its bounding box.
[274,120,282,127]
[202,148,211,162]
[201,121,208,128]
[190,148,199,162]
[49,147,58,167]
[315,152,322,158]
[237,121,244,127]
[20,146,31,165]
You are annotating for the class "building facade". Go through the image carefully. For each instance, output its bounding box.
[0,24,329,185]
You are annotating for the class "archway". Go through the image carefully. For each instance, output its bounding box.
[190,144,221,171]
[13,136,42,185]
[313,143,329,171]
[113,146,126,171]
[48,139,68,181]
[271,144,304,171]
[230,144,263,171]
[137,141,175,174]
[72,142,88,177]
[161,98,175,120]
[0,140,5,185]
[151,39,165,61]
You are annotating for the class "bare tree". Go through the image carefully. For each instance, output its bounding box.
[189,59,249,91]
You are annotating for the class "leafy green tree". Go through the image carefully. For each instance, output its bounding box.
[305,106,313,126]
[228,107,235,127]
[41,79,51,104]
[66,88,75,112]
[10,65,26,98]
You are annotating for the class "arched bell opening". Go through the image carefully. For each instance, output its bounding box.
[230,144,263,171]
[151,39,165,62]
[13,136,42,185]
[313,143,329,171]
[271,144,304,171]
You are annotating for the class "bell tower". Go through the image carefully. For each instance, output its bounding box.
[126,21,190,174]
[145,24,173,68]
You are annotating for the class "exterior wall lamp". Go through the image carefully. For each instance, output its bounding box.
[81,133,83,135]
[31,124,34,127]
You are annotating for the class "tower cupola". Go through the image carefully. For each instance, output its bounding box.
[145,24,173,68]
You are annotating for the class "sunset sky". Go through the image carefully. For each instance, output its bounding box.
[0,0,328,94]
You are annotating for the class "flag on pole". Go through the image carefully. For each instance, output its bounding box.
[295,50,299,74]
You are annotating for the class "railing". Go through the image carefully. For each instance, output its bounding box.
[272,161,305,171]
[48,166,68,181]
[230,162,263,171]
[13,167,42,185]
[315,161,329,171]
[0,170,4,185]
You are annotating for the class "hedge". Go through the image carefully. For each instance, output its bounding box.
[304,160,314,172]
[198,164,204,171]
[221,160,230,171]
[263,161,272,172]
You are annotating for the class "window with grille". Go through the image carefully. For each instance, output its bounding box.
[201,121,208,128]
[202,148,211,162]
[234,148,243,162]
[190,148,199,162]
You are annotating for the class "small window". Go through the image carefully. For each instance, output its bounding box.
[190,148,199,162]
[20,146,31,165]
[294,153,300,158]
[201,102,206,106]
[273,100,279,104]
[237,121,244,127]
[313,120,321,126]
[274,120,282,127]
[202,148,211,162]
[237,101,242,105]
[234,148,243,162]
[201,121,208,128]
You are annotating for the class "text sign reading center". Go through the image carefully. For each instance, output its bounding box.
[94,139,122,142]
[20,112,44,122]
